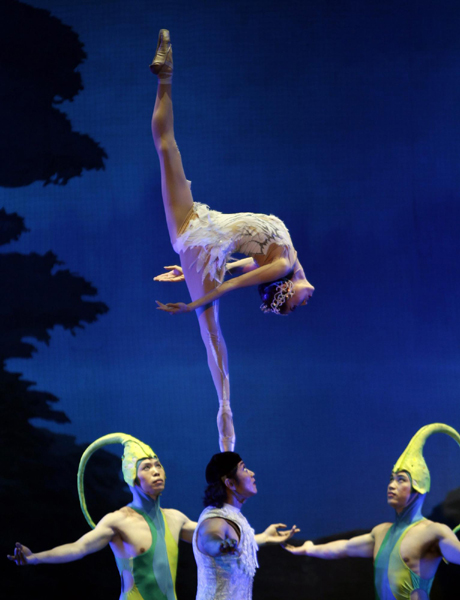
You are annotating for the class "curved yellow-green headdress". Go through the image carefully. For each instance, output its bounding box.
[77,432,157,528]
[393,423,460,497]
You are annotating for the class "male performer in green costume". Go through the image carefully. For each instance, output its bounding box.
[8,433,197,600]
[285,423,460,600]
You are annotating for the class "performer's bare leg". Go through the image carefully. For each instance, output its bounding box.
[151,32,235,451]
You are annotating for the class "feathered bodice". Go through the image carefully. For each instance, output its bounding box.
[173,202,295,283]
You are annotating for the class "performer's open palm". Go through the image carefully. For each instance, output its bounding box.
[153,265,185,282]
[261,523,300,545]
[284,540,313,555]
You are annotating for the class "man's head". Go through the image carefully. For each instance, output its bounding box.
[77,432,159,528]
[387,470,420,513]
[203,452,257,508]
[135,456,166,499]
[120,436,158,488]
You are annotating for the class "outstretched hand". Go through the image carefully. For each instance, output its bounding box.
[156,301,191,314]
[283,540,314,555]
[7,542,35,566]
[153,266,185,283]
[260,523,300,546]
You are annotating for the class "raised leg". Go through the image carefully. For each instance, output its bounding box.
[151,37,193,245]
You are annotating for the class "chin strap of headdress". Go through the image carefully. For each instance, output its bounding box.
[393,423,460,534]
[77,432,157,528]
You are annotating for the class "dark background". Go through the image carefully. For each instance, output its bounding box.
[2,0,460,597]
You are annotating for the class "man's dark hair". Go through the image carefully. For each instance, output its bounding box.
[203,464,239,508]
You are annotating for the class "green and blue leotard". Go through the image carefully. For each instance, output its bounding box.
[374,495,434,600]
[115,487,178,600]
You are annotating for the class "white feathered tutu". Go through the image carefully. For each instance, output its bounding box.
[172,202,294,283]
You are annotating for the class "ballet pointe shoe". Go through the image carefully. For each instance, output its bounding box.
[149,29,173,83]
[217,403,235,452]
[219,434,236,453]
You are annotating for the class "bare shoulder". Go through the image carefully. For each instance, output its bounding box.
[198,516,230,534]
[104,506,144,524]
[421,519,455,539]
[371,522,392,541]
[163,508,197,543]
[372,522,392,536]
[162,508,190,526]
[92,507,133,532]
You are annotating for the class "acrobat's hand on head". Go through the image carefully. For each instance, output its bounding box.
[7,542,35,566]
[155,301,190,314]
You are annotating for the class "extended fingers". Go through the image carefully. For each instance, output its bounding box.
[156,301,171,312]
[7,544,23,564]
[156,301,172,307]
[282,525,300,540]
[155,301,178,314]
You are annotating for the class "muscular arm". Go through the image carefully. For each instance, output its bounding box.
[285,532,375,559]
[8,513,118,566]
[180,518,198,544]
[156,258,291,314]
[437,524,460,564]
[196,518,239,558]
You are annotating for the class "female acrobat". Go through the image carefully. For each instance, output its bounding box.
[150,30,314,452]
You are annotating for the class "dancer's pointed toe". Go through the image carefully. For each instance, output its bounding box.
[149,29,173,83]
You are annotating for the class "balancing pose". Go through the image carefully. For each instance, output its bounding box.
[285,423,460,600]
[8,433,197,600]
[150,29,314,452]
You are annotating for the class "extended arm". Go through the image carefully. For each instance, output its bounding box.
[438,524,460,564]
[285,532,375,559]
[179,518,198,544]
[156,258,291,314]
[196,518,239,558]
[255,523,300,547]
[7,514,117,565]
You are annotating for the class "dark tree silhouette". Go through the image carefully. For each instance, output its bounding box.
[0,0,107,187]
[0,3,126,599]
[0,208,128,599]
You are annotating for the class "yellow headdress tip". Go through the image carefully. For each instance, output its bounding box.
[393,423,460,495]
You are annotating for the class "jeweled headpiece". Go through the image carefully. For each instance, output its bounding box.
[260,279,295,315]
[77,432,157,528]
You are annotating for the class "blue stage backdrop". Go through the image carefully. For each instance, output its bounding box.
[2,0,460,541]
